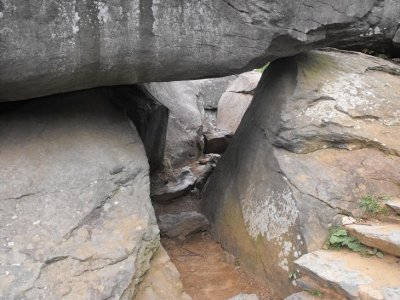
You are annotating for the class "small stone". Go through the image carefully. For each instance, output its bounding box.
[332,214,356,227]
[203,130,232,154]
[228,293,259,300]
[341,216,356,225]
[151,167,196,202]
[158,211,209,240]
[199,157,209,165]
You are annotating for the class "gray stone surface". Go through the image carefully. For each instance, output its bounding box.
[204,130,233,154]
[0,90,160,299]
[144,81,204,167]
[202,49,400,298]
[143,76,236,167]
[158,212,209,240]
[197,76,238,111]
[109,85,169,171]
[1,1,400,101]
[284,292,315,300]
[151,168,196,202]
[194,157,219,191]
[225,71,261,93]
[295,250,400,300]
[346,223,400,257]
[216,71,261,134]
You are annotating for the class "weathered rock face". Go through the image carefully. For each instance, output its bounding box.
[202,50,400,298]
[158,212,209,240]
[143,77,235,167]
[1,1,400,101]
[144,81,205,167]
[151,167,196,203]
[108,85,169,171]
[134,246,192,300]
[0,90,161,299]
[216,71,261,134]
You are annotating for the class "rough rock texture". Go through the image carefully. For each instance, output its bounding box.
[143,77,235,167]
[134,246,192,300]
[1,1,400,101]
[144,81,205,167]
[0,90,161,299]
[151,168,196,203]
[387,199,400,214]
[346,223,400,257]
[204,131,233,154]
[216,71,261,134]
[202,49,400,297]
[158,212,209,240]
[108,85,169,171]
[196,76,238,111]
[295,250,400,300]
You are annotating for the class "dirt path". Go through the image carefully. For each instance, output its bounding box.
[162,233,275,300]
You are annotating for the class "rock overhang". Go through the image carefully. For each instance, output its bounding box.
[0,0,399,101]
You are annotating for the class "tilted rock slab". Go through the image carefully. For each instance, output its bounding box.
[202,49,400,298]
[386,198,400,214]
[294,250,400,299]
[0,90,161,299]
[1,1,400,101]
[216,71,261,134]
[346,223,400,257]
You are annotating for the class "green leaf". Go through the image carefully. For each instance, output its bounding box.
[330,235,344,244]
[334,229,348,236]
[376,251,384,259]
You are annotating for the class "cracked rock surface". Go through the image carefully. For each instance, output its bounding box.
[1,0,400,101]
[143,76,236,167]
[0,89,160,299]
[202,49,400,298]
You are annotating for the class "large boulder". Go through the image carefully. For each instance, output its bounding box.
[143,76,236,167]
[202,49,400,298]
[216,71,261,134]
[0,89,162,299]
[1,1,400,101]
[144,81,205,167]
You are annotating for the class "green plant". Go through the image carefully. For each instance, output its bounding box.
[360,195,390,217]
[256,63,269,73]
[325,227,384,258]
[361,49,391,60]
[325,227,366,252]
[306,289,324,297]
[234,257,240,267]
[377,53,389,59]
